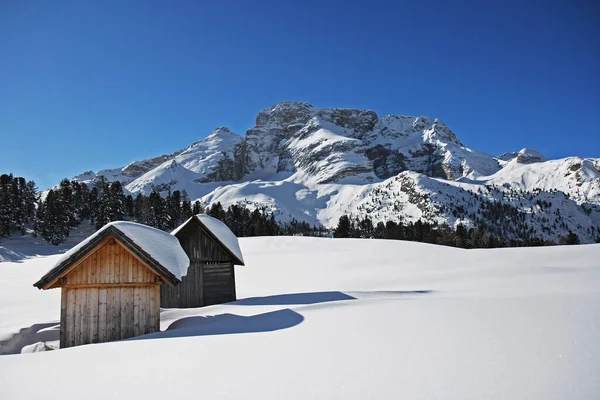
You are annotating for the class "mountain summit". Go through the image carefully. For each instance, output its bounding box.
[71,102,600,243]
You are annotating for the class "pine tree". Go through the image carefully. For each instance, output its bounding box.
[38,189,69,245]
[334,215,353,238]
[0,174,12,237]
[358,216,373,238]
[455,223,469,248]
[180,190,193,220]
[166,190,182,229]
[207,202,226,221]
[73,181,91,221]
[373,222,386,239]
[133,194,147,224]
[146,191,168,229]
[95,185,110,229]
[192,201,203,215]
[565,231,580,245]
[125,195,134,218]
[24,180,38,224]
[88,187,100,224]
[58,179,77,227]
[107,181,125,222]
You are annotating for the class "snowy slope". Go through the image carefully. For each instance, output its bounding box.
[68,101,600,243]
[1,238,599,399]
[125,127,243,195]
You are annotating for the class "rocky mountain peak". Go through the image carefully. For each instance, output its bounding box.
[316,108,379,136]
[516,148,546,164]
[209,126,235,136]
[255,102,315,128]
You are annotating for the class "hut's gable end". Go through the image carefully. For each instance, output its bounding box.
[57,237,162,348]
[176,221,232,263]
[61,237,161,287]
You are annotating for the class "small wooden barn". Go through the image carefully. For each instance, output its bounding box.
[34,221,189,348]
[161,214,245,308]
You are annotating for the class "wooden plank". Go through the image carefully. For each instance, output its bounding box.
[133,287,139,337]
[82,287,90,344]
[128,252,133,282]
[151,286,159,332]
[120,287,133,339]
[112,286,121,340]
[231,264,237,300]
[74,288,84,346]
[98,287,107,343]
[90,252,97,284]
[132,257,138,283]
[108,239,115,284]
[140,287,147,334]
[105,287,113,341]
[60,288,67,348]
[90,287,99,343]
[66,288,76,348]
[114,242,121,283]
[61,283,161,289]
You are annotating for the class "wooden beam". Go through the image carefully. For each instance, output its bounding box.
[62,283,161,289]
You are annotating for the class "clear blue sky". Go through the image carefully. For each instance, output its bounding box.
[1,0,599,189]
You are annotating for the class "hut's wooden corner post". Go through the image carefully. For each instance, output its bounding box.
[231,262,237,301]
[59,278,67,348]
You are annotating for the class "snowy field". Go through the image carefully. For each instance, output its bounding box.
[0,237,599,399]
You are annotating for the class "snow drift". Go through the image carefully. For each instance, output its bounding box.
[1,237,599,399]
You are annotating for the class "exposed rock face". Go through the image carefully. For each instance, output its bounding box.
[315,108,379,137]
[515,148,547,164]
[234,102,497,183]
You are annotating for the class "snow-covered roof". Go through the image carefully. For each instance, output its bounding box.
[172,214,245,265]
[35,221,190,289]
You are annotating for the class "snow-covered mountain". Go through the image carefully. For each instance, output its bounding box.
[70,102,600,243]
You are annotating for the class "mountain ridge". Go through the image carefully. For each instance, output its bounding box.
[69,101,600,243]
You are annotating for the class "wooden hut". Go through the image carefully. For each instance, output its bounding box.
[161,214,245,308]
[34,221,190,348]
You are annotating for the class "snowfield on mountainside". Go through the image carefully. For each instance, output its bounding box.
[1,237,599,399]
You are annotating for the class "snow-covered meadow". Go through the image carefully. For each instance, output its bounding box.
[1,237,599,399]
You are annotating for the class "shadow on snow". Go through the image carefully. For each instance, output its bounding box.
[0,290,432,354]
[131,308,304,341]
[231,291,356,306]
[0,322,59,355]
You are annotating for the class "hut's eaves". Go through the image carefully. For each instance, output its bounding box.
[172,214,245,265]
[36,221,190,289]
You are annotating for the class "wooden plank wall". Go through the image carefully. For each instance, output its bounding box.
[202,262,236,306]
[160,260,204,308]
[60,238,161,348]
[160,221,237,308]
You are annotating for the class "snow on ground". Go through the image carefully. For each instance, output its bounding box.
[1,237,599,399]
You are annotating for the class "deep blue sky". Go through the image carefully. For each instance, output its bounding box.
[1,0,599,189]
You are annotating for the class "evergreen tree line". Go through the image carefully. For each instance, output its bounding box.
[33,178,325,245]
[333,214,589,248]
[0,174,38,237]
[1,174,598,247]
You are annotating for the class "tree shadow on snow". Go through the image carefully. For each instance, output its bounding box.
[130,309,304,342]
[231,291,356,306]
[0,322,59,355]
[0,243,70,263]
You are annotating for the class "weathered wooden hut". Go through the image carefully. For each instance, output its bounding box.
[161,214,245,308]
[34,221,189,348]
